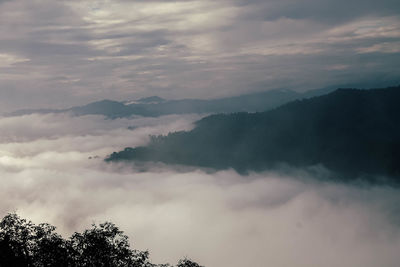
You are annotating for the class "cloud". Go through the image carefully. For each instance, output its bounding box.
[0,0,399,112]
[235,0,400,23]
[0,53,30,67]
[0,112,200,154]
[357,41,400,54]
[1,113,400,267]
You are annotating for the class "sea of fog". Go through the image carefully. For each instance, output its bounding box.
[1,113,400,267]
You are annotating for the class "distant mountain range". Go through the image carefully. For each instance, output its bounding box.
[106,86,400,182]
[6,87,336,118]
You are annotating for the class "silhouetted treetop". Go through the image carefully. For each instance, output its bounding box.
[0,213,203,267]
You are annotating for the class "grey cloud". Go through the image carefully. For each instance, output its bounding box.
[0,113,199,145]
[235,0,400,23]
[0,0,399,112]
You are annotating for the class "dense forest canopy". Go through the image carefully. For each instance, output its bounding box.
[107,87,400,183]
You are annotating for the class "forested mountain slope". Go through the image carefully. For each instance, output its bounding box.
[107,86,400,181]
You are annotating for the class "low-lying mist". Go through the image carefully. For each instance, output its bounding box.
[1,113,400,267]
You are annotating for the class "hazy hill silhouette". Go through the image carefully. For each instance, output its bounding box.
[106,86,400,182]
[6,88,334,118]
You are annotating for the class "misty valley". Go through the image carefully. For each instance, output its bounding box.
[1,86,400,266]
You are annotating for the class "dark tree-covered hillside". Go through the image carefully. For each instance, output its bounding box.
[106,86,400,182]
[0,213,203,267]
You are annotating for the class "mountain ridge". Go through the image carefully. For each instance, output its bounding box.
[106,86,400,183]
[4,87,337,118]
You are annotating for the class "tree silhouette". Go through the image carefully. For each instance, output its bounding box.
[177,258,204,267]
[0,213,203,267]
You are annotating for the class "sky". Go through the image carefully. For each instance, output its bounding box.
[1,113,400,267]
[0,0,400,112]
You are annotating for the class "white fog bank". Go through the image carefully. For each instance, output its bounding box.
[1,114,399,267]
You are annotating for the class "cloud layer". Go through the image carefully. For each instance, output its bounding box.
[1,113,400,267]
[0,0,399,112]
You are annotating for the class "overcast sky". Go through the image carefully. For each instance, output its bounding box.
[0,0,399,111]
